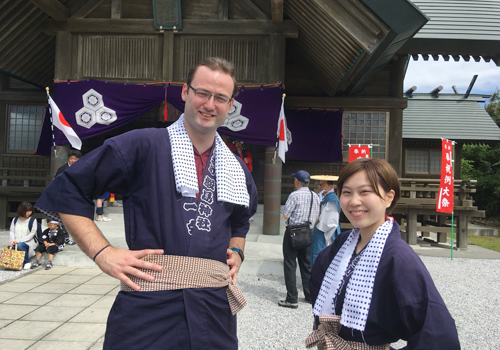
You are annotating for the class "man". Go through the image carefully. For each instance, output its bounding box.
[279,170,320,309]
[54,149,82,177]
[36,57,257,350]
[54,149,83,245]
[310,177,341,265]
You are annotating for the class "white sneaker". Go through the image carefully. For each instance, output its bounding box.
[112,201,123,207]
[24,262,31,270]
[96,215,112,222]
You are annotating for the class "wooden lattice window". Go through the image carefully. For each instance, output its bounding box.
[342,112,389,161]
[7,105,45,152]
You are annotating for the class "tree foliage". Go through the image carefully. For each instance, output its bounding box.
[484,89,500,127]
[461,90,500,218]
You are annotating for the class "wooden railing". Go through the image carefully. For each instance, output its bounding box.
[0,167,52,228]
[392,178,483,250]
[281,177,483,250]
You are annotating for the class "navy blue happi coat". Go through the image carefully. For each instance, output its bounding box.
[309,222,461,349]
[36,128,258,350]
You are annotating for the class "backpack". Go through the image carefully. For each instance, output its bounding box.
[14,216,42,244]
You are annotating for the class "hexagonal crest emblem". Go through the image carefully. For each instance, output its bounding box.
[224,116,249,132]
[83,89,104,110]
[75,107,97,129]
[96,106,117,125]
[227,100,242,120]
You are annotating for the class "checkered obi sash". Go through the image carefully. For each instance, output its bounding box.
[120,255,246,315]
[306,315,389,350]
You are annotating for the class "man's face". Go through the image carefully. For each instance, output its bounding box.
[181,66,234,138]
[68,156,79,165]
[319,180,333,193]
[48,223,58,230]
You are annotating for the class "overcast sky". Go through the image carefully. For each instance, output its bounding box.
[403,57,500,96]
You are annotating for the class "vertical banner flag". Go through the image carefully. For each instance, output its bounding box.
[436,139,454,213]
[276,94,289,163]
[47,91,82,150]
[349,144,371,162]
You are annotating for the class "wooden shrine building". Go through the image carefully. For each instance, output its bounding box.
[1,0,500,250]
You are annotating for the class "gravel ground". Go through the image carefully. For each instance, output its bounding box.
[237,256,500,350]
[1,256,499,349]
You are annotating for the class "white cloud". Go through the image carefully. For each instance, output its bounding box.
[403,57,500,95]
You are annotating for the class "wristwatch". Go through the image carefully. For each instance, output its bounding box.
[230,247,244,263]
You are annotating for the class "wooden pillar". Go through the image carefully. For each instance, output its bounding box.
[457,214,468,250]
[407,209,418,245]
[263,147,282,235]
[262,32,285,235]
[422,214,430,237]
[0,196,7,229]
[51,31,74,177]
[437,215,448,243]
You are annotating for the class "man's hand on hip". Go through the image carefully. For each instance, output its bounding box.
[94,246,164,291]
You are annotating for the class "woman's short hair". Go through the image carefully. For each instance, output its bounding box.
[337,158,401,214]
[16,202,34,217]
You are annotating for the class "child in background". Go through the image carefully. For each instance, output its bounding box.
[31,220,65,270]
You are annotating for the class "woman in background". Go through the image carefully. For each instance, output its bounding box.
[8,202,38,270]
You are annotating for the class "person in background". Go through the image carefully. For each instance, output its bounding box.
[279,170,320,309]
[54,149,82,245]
[221,134,237,152]
[96,192,112,222]
[233,140,252,172]
[310,177,341,266]
[7,202,38,270]
[308,158,460,349]
[55,149,83,178]
[31,220,65,270]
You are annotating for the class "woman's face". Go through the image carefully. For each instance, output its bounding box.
[339,170,394,236]
[24,210,33,218]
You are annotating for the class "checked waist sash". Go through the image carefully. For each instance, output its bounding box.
[120,254,246,315]
[306,315,389,350]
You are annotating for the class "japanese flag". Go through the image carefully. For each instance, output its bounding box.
[277,95,288,163]
[47,91,82,150]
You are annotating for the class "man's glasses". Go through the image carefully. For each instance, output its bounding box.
[188,85,232,105]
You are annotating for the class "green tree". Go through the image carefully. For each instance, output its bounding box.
[484,89,500,127]
[462,90,500,218]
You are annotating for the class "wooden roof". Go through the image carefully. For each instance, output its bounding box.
[403,94,500,141]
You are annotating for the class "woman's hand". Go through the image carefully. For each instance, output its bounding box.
[8,240,17,247]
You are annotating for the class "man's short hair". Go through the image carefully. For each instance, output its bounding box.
[69,150,83,159]
[291,170,310,186]
[186,57,239,98]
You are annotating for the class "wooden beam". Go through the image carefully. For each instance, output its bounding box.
[271,0,283,24]
[218,0,229,20]
[45,19,299,38]
[30,0,69,22]
[233,0,269,20]
[71,0,105,19]
[111,0,121,19]
[285,96,408,110]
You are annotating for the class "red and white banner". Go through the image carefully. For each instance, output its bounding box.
[349,144,371,162]
[436,139,454,213]
[277,95,289,163]
[47,92,82,150]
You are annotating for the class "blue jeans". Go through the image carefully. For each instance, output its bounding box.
[8,242,30,265]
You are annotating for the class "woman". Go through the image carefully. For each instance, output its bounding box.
[308,158,460,349]
[8,202,38,270]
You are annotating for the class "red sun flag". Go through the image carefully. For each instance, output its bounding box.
[47,92,82,150]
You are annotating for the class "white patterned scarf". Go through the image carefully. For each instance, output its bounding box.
[167,114,250,207]
[313,218,393,331]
